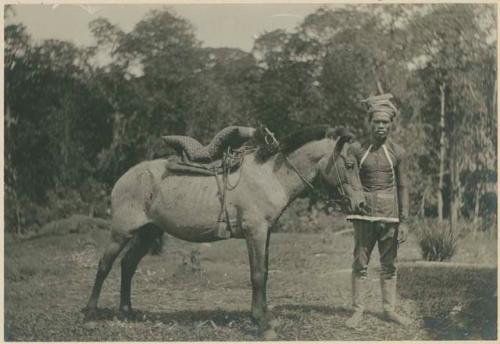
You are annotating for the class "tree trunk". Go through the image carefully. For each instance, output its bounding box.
[474,187,481,224]
[420,192,425,218]
[472,185,481,237]
[492,78,497,119]
[420,185,429,218]
[438,82,446,222]
[449,156,461,231]
[14,187,22,236]
[5,103,22,235]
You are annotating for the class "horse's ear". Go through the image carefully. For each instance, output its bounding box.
[325,127,356,165]
[326,126,356,142]
[332,136,347,161]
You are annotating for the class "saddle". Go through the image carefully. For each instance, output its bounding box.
[165,153,243,176]
[162,126,256,164]
[165,152,245,240]
[162,126,257,239]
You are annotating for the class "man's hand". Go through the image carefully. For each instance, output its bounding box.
[398,223,409,244]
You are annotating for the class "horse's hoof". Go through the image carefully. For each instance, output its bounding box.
[81,307,98,320]
[118,307,134,320]
[261,328,277,341]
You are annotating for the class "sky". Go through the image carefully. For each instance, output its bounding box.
[7,3,333,52]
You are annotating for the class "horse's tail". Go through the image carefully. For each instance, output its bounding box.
[149,232,166,255]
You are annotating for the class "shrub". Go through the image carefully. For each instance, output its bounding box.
[5,179,111,236]
[415,219,459,261]
[4,193,49,235]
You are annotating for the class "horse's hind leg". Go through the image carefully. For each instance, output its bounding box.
[119,224,163,315]
[84,231,132,315]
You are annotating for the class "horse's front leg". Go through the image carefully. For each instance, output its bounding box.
[245,220,276,340]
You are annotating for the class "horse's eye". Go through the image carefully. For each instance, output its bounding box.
[345,161,355,168]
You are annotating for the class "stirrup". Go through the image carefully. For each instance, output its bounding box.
[215,221,231,239]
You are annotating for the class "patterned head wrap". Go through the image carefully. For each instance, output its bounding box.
[361,93,399,120]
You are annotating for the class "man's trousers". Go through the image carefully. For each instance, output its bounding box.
[351,220,399,279]
[350,220,400,313]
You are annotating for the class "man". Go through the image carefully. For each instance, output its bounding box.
[344,93,410,328]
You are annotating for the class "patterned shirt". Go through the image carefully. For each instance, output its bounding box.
[346,139,409,223]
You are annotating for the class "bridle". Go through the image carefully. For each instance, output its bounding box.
[263,128,352,212]
[332,153,347,193]
[263,127,315,189]
[324,137,353,212]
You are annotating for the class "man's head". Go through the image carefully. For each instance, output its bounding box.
[362,93,398,142]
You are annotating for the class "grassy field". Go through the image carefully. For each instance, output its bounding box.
[4,220,497,341]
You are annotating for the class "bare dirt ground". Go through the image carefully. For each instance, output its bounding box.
[4,223,497,341]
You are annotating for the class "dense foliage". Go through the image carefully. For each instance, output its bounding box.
[4,4,497,234]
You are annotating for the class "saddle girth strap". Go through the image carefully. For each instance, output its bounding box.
[212,149,243,238]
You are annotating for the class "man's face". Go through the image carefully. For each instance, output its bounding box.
[370,112,392,140]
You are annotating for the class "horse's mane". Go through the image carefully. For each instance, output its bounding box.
[255,125,355,162]
[280,125,331,155]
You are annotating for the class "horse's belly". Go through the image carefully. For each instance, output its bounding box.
[150,176,227,241]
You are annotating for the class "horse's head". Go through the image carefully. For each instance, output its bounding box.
[317,127,366,215]
[255,125,365,214]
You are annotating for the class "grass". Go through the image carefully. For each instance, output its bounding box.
[399,263,497,339]
[4,218,497,341]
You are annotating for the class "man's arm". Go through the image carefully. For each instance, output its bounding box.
[396,148,410,223]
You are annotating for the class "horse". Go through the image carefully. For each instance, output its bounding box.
[83,125,366,340]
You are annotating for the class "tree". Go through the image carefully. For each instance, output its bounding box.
[86,10,205,178]
[88,9,261,179]
[408,4,497,227]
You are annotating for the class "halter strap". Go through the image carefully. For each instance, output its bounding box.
[284,156,315,190]
[334,158,346,197]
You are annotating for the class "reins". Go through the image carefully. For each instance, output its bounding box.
[213,127,351,235]
[332,152,351,213]
[262,127,316,192]
[223,145,256,190]
[285,157,315,191]
[333,149,347,198]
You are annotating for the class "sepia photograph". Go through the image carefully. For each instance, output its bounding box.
[3,2,498,341]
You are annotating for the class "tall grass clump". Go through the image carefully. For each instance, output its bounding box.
[415,219,459,261]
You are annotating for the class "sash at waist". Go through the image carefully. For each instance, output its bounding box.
[361,190,399,220]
